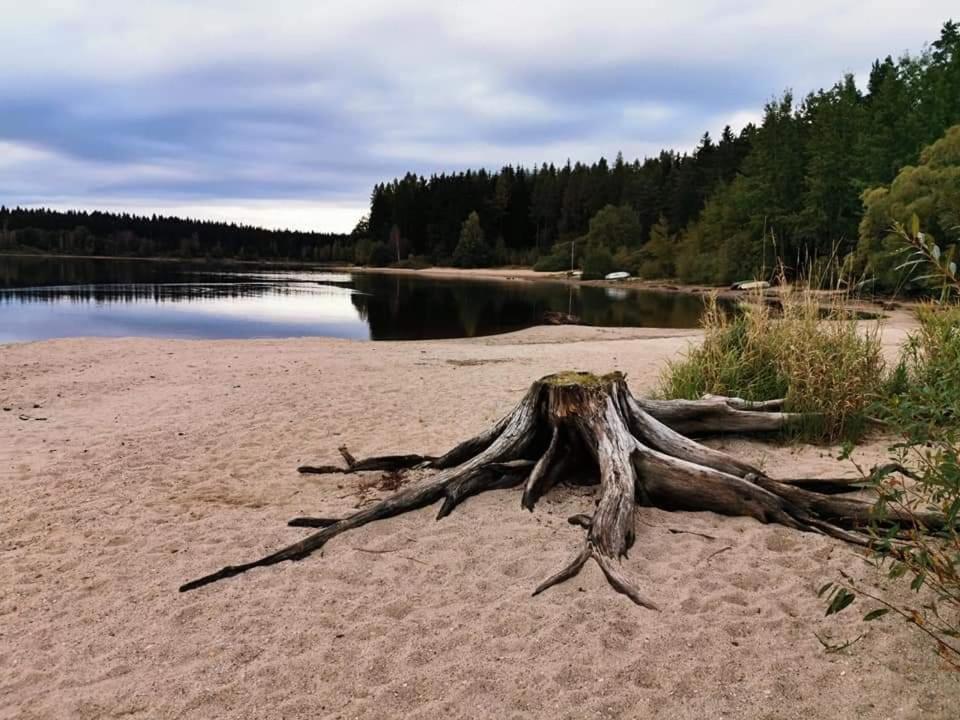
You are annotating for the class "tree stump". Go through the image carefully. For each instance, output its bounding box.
[180,372,935,606]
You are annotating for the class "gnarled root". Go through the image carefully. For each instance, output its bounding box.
[180,371,941,605]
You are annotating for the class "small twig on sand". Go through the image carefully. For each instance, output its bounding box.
[815,631,865,654]
[353,546,404,555]
[352,546,428,566]
[668,528,717,540]
[704,546,733,563]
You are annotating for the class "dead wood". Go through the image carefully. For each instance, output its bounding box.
[180,371,938,605]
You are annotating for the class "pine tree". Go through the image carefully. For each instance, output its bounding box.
[799,75,865,254]
[452,211,493,267]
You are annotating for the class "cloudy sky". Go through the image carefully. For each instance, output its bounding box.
[0,1,954,232]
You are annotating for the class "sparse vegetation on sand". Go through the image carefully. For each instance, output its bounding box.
[826,230,960,669]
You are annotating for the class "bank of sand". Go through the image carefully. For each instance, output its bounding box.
[1,320,956,719]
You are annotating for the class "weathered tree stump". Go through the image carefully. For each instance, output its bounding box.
[180,372,934,605]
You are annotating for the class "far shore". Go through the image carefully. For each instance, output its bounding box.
[344,262,728,296]
[344,264,908,317]
[2,250,910,315]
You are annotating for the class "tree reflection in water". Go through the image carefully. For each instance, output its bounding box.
[0,256,722,343]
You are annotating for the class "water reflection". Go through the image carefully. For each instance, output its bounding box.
[2,282,351,305]
[0,255,714,343]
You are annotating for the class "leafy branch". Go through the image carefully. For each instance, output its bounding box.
[893,215,960,302]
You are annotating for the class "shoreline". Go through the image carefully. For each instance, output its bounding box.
[344,264,908,319]
[2,251,906,312]
[346,263,741,296]
[0,251,918,356]
[1,251,700,293]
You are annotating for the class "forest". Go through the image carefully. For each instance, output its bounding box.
[364,21,960,290]
[0,206,350,262]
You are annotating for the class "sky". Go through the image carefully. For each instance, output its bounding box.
[0,1,955,233]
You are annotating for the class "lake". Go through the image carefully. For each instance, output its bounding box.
[0,255,712,343]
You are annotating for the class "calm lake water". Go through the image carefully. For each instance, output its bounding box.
[0,255,712,343]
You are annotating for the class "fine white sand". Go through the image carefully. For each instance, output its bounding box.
[2,321,956,719]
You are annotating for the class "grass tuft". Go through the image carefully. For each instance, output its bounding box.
[659,287,886,442]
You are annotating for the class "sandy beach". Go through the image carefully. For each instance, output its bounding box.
[2,320,957,719]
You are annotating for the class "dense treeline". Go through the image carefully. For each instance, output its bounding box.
[366,128,752,268]
[362,21,960,289]
[0,207,351,261]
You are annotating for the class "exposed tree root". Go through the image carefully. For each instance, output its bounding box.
[297,447,434,474]
[180,372,939,605]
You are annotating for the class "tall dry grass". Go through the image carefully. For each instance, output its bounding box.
[659,286,886,442]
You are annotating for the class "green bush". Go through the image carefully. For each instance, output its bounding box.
[659,291,886,441]
[658,299,788,403]
[585,204,642,249]
[580,245,615,280]
[532,239,582,272]
[391,255,432,270]
[826,304,960,668]
[533,253,570,272]
[638,214,676,279]
[452,211,494,267]
[367,241,393,266]
[885,304,960,437]
[854,124,960,293]
[353,237,372,265]
[612,246,644,276]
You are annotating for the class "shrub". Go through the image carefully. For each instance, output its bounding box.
[658,297,788,402]
[532,239,582,273]
[533,253,570,272]
[659,289,886,441]
[854,125,960,294]
[825,306,960,668]
[886,304,960,435]
[391,255,432,270]
[581,245,615,280]
[452,211,494,268]
[821,225,960,668]
[638,215,676,279]
[367,241,393,266]
[612,246,644,276]
[585,204,642,250]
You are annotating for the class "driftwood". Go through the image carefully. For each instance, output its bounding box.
[542,311,581,325]
[180,372,935,606]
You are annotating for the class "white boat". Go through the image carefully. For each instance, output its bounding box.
[731,280,770,291]
[604,271,631,281]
